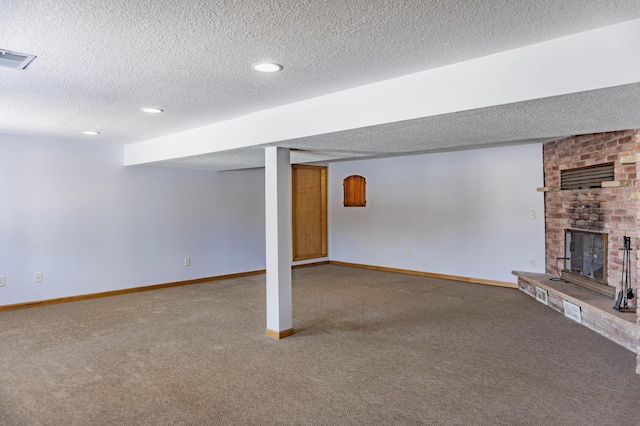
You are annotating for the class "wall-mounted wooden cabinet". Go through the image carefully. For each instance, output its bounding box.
[343,175,366,207]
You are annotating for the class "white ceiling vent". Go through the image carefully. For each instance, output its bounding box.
[0,49,37,70]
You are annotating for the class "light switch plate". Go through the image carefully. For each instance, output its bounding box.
[0,276,5,287]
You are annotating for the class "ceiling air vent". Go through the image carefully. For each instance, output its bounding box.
[0,49,37,70]
[561,162,614,190]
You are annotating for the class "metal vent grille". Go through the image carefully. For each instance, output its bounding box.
[561,162,614,190]
[535,287,548,305]
[0,49,37,70]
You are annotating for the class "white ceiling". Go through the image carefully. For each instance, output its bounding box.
[1,1,639,170]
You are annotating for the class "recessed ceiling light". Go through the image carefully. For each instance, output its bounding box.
[83,131,100,135]
[0,48,37,70]
[141,108,163,113]
[253,62,283,73]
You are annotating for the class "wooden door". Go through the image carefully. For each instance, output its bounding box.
[292,165,327,261]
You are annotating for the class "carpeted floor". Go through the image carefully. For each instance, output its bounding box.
[0,264,638,425]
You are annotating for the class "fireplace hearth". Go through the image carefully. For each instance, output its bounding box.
[533,129,640,375]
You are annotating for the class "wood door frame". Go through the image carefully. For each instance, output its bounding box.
[292,165,328,261]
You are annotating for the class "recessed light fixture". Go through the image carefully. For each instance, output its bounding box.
[253,62,283,73]
[0,48,37,70]
[83,131,100,135]
[141,108,163,113]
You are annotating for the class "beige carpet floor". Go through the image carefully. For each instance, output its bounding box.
[0,264,638,425]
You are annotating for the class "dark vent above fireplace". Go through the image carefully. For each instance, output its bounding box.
[561,163,614,190]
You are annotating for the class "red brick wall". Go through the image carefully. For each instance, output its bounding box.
[543,130,639,295]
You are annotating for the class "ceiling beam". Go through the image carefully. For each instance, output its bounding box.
[124,19,640,167]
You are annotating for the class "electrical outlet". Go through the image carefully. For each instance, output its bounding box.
[35,272,43,283]
[406,250,412,258]
[529,259,535,268]
[184,257,191,267]
[0,276,5,287]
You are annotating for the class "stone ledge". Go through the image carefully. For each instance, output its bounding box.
[512,271,637,354]
[537,186,560,192]
[620,153,640,164]
[601,180,631,187]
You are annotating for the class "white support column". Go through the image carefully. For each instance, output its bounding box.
[264,147,294,339]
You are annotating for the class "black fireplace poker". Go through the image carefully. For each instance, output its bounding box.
[614,236,635,312]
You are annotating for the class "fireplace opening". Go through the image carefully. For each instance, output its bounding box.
[562,230,613,297]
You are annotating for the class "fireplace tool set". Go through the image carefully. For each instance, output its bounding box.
[614,236,635,312]
[550,256,569,282]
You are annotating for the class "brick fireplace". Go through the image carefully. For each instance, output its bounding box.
[516,129,640,373]
[541,130,639,300]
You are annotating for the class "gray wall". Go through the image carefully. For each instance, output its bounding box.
[1,135,547,306]
[0,135,266,305]
[328,144,546,283]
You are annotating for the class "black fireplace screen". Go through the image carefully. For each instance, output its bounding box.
[565,230,606,281]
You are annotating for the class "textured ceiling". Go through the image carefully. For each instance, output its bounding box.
[1,1,639,169]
